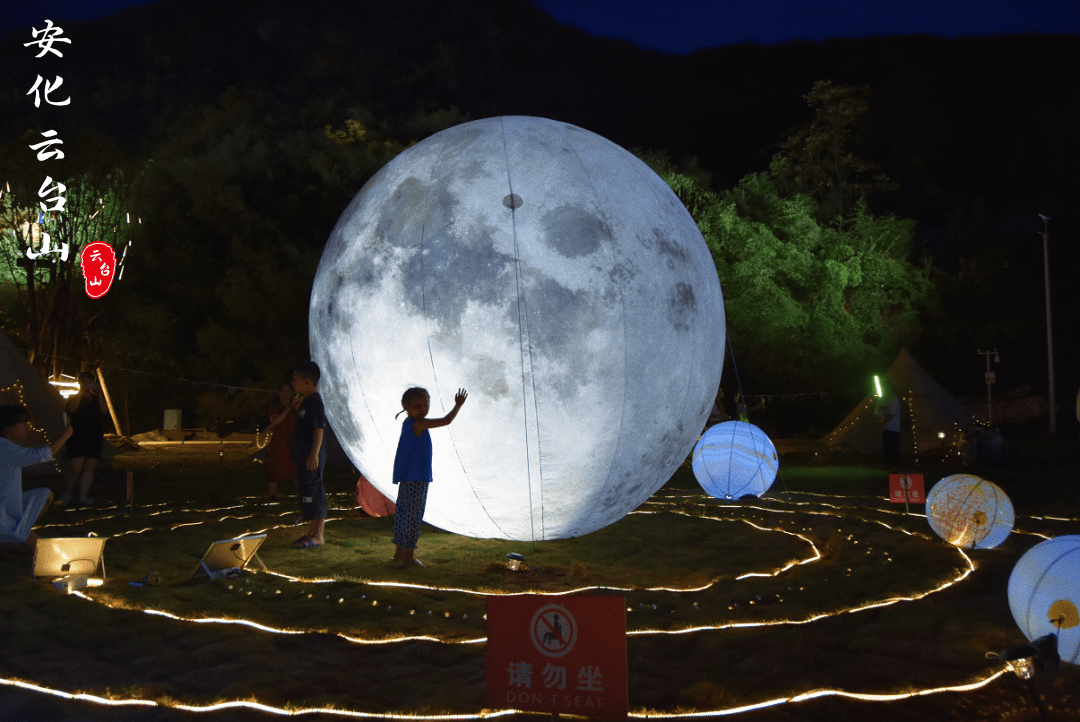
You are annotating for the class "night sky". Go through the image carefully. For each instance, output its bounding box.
[529,0,1080,53]
[5,0,1079,51]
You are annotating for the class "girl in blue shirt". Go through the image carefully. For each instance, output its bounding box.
[392,387,467,567]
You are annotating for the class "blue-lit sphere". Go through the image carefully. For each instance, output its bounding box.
[692,421,778,500]
[1008,535,1080,664]
[925,474,1013,549]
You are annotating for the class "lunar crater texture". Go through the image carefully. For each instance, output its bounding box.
[310,116,725,541]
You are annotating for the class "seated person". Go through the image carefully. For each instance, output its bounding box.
[0,405,72,550]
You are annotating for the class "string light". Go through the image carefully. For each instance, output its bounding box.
[0,668,1009,719]
[624,671,1010,719]
[627,542,971,635]
[906,393,919,460]
[23,490,1052,719]
[255,427,274,449]
[66,498,976,648]
[0,380,63,472]
[0,677,157,709]
[0,677,520,719]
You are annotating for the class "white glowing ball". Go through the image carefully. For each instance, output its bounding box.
[925,474,1014,549]
[1008,535,1080,664]
[691,421,778,500]
[310,116,725,541]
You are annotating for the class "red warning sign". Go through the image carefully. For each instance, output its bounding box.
[487,595,627,720]
[889,473,925,504]
[530,602,579,657]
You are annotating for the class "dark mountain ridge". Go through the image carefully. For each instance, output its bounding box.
[3,0,1075,208]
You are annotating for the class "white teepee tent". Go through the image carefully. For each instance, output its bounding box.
[821,349,973,458]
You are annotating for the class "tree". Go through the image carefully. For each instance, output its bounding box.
[645,155,930,392]
[772,81,896,220]
[0,170,139,379]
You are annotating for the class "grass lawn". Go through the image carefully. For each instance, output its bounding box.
[1,435,1078,721]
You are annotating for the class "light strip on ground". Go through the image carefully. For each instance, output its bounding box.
[0,669,1010,719]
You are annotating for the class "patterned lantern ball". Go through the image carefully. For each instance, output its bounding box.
[1008,535,1080,664]
[692,421,778,500]
[925,474,1014,549]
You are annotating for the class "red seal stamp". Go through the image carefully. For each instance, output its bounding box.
[80,242,116,298]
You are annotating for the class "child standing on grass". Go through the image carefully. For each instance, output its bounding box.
[392,387,467,567]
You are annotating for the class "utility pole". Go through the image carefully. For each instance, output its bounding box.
[1038,215,1055,435]
[977,349,999,424]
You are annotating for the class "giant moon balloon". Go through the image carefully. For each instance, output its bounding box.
[1008,535,1080,664]
[310,116,725,541]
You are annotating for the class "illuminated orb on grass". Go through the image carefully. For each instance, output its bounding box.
[692,421,778,500]
[1008,535,1080,664]
[925,474,1013,549]
[310,116,725,541]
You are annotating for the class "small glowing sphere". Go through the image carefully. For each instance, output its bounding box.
[691,421,778,500]
[925,474,1013,549]
[1008,535,1080,664]
[310,116,725,540]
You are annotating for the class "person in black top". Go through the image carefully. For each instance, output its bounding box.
[290,361,327,548]
[59,371,107,508]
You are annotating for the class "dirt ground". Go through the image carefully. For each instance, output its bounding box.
[2,434,1078,722]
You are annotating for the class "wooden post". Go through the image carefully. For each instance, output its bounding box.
[126,470,134,515]
[96,368,123,437]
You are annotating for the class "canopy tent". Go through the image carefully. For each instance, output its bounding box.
[0,331,66,474]
[821,348,973,458]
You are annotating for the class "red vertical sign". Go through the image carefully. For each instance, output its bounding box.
[486,595,627,719]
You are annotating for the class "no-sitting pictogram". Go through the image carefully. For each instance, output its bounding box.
[889,473,925,504]
[530,603,578,658]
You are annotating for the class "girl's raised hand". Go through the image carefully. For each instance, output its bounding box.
[454,389,468,406]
